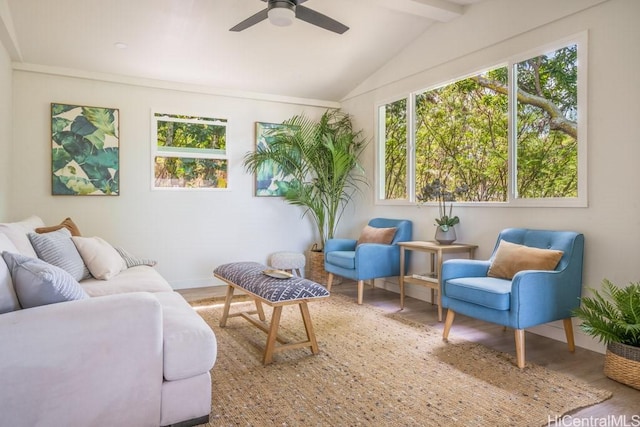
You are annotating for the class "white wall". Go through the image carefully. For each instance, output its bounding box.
[7,0,639,352]
[339,0,640,352]
[10,71,330,289]
[0,40,11,218]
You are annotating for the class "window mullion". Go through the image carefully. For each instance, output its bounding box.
[508,61,517,201]
[407,93,416,202]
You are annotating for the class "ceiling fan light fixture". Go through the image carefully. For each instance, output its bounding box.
[268,1,295,27]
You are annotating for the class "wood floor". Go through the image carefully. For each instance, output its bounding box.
[178,281,639,422]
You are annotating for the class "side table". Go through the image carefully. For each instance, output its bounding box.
[399,241,477,321]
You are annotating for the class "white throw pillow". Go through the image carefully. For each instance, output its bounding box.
[0,235,21,313]
[0,215,45,258]
[72,236,126,280]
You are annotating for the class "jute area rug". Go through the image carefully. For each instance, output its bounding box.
[193,293,610,426]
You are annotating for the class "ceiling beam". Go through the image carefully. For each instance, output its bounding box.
[0,0,22,61]
[376,0,464,22]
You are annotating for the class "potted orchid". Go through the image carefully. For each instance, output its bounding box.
[418,179,467,244]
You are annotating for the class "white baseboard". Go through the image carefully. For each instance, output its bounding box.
[377,278,606,354]
[169,277,226,290]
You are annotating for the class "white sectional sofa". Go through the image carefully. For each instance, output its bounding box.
[0,216,217,427]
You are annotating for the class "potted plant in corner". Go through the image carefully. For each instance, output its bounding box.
[573,279,640,390]
[417,179,467,245]
[243,109,367,283]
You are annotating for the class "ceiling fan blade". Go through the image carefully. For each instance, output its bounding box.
[229,8,268,32]
[295,5,349,34]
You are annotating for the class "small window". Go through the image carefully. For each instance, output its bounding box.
[152,113,228,189]
[513,44,578,199]
[414,67,509,202]
[379,97,408,200]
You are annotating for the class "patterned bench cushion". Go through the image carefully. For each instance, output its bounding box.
[214,262,329,303]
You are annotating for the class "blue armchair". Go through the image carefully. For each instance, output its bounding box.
[324,218,413,304]
[441,228,584,368]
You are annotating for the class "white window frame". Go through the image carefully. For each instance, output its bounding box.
[375,31,588,208]
[151,112,229,191]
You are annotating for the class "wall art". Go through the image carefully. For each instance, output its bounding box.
[51,103,119,195]
[254,122,295,197]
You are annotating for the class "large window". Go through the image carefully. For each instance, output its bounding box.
[152,113,228,189]
[378,35,586,206]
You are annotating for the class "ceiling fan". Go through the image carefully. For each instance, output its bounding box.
[230,0,349,34]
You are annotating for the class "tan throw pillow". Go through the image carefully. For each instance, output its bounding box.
[487,240,564,280]
[356,225,397,246]
[36,217,82,237]
[71,236,126,280]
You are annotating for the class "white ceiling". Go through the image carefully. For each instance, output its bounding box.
[4,0,484,101]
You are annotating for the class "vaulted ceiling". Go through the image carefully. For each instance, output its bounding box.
[2,0,485,101]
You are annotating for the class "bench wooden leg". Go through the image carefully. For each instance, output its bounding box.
[299,302,319,355]
[214,271,324,364]
[263,306,283,364]
[254,299,266,321]
[219,285,235,327]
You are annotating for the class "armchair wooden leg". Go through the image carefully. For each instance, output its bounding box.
[442,309,455,341]
[515,329,526,369]
[357,280,364,305]
[326,273,334,291]
[563,318,576,352]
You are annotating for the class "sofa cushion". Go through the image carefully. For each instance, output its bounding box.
[1,252,89,309]
[0,235,21,313]
[153,292,217,381]
[72,236,126,280]
[28,228,91,281]
[356,225,397,246]
[80,265,173,296]
[445,276,512,311]
[487,240,564,280]
[35,217,82,236]
[0,215,44,258]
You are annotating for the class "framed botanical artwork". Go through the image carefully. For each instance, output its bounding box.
[255,122,296,197]
[51,103,120,195]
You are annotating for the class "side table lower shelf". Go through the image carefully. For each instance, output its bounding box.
[403,276,442,321]
[399,241,477,322]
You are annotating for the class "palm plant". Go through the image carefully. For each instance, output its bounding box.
[573,279,640,347]
[243,109,367,250]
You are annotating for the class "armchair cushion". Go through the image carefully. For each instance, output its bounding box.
[325,251,356,270]
[445,277,512,311]
[356,225,397,246]
[487,240,563,280]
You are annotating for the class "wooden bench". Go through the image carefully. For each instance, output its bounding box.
[213,261,329,364]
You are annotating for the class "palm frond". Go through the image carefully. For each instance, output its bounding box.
[574,280,640,347]
[242,109,368,248]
